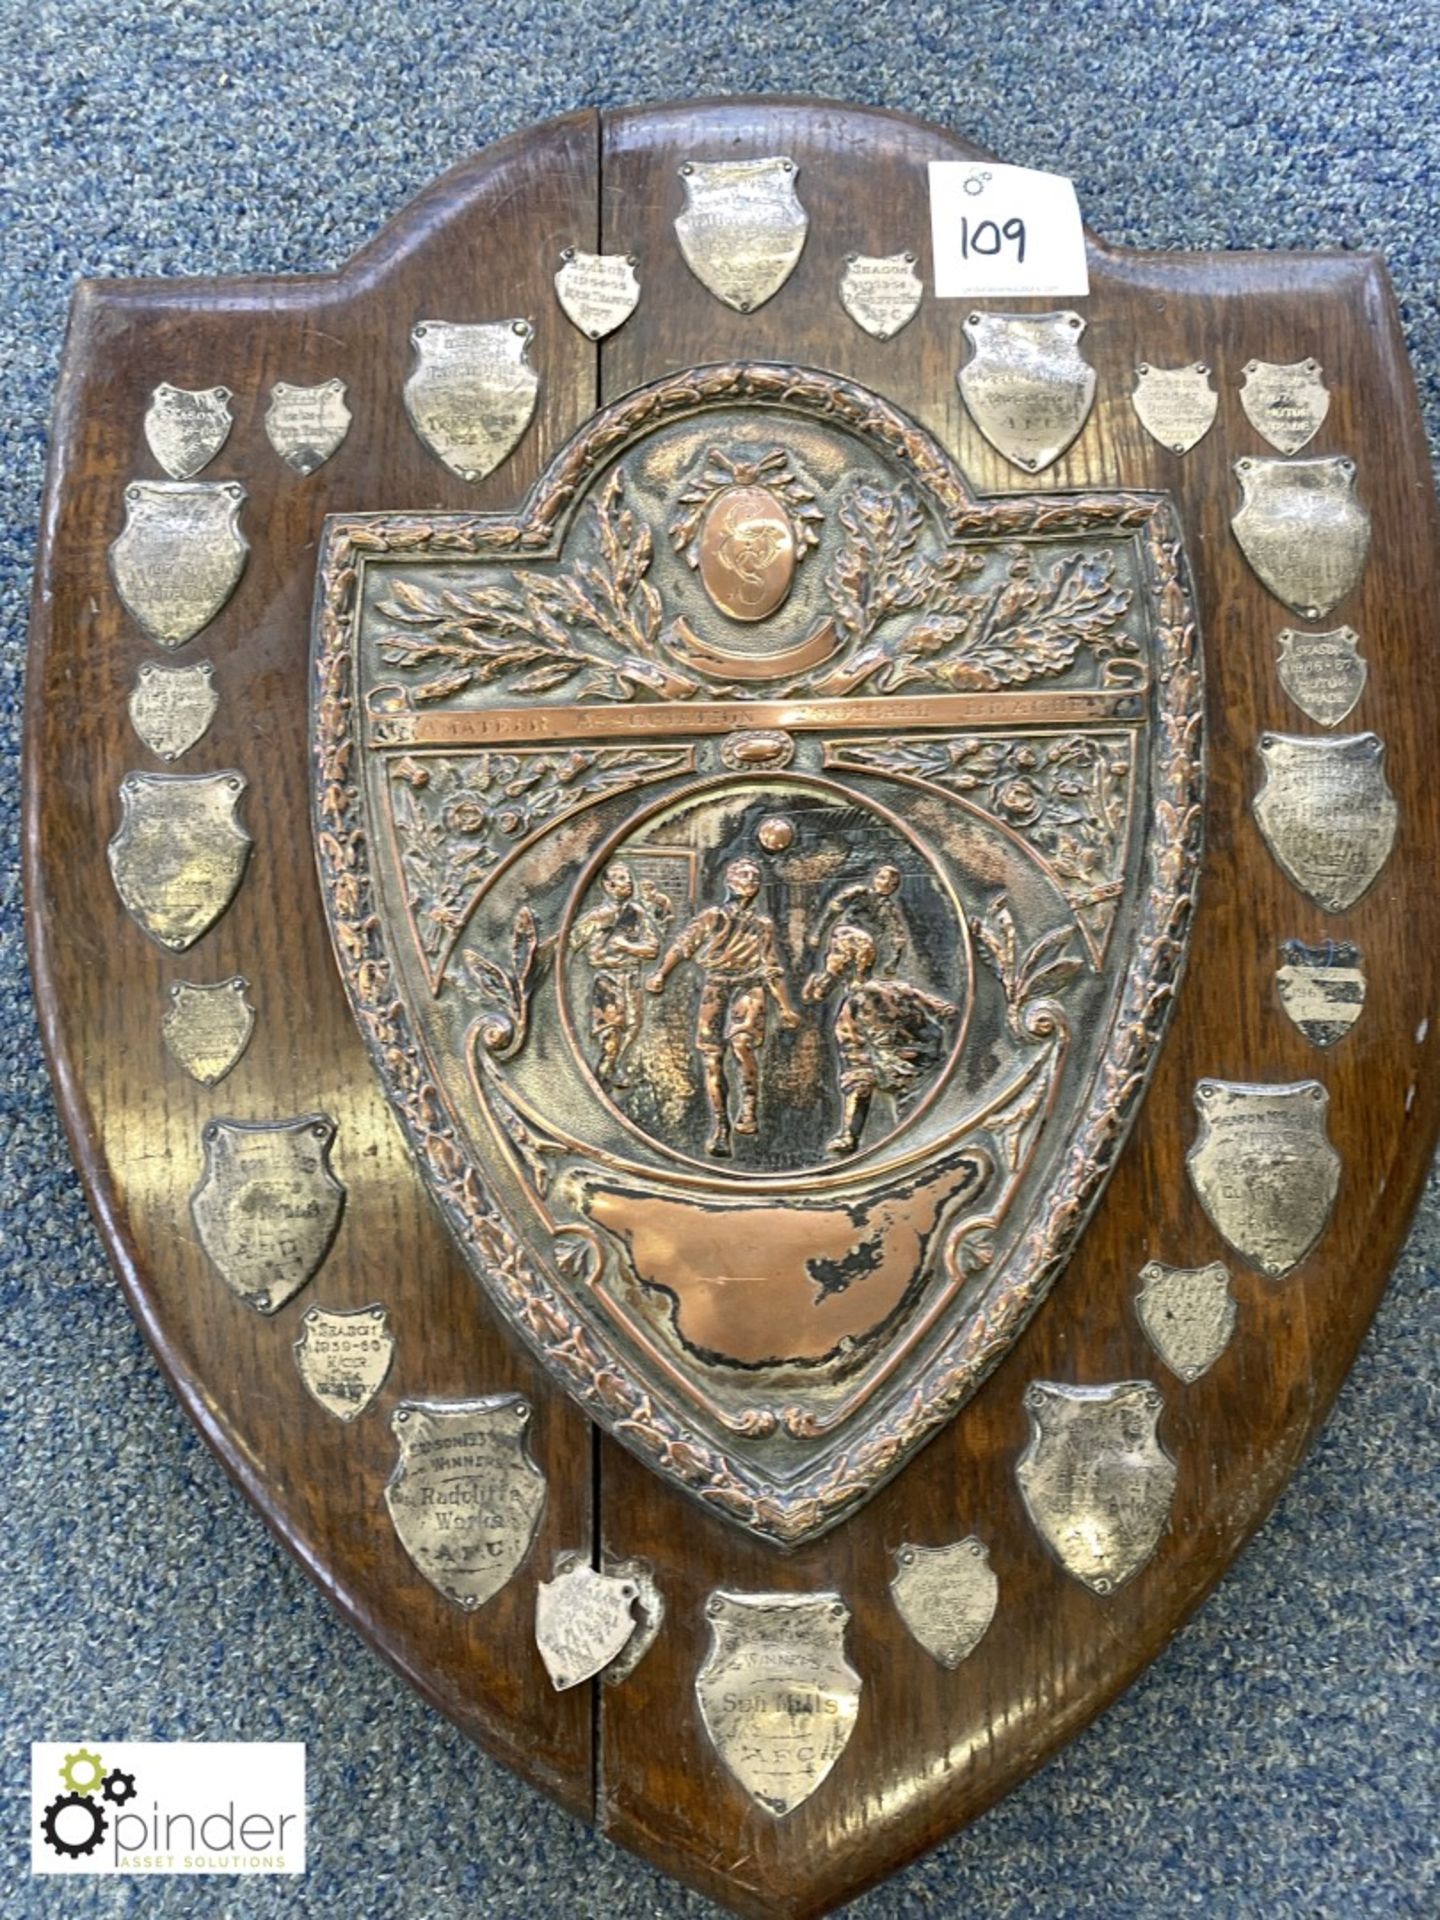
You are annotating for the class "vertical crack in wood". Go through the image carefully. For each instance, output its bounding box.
[589,99,607,1830]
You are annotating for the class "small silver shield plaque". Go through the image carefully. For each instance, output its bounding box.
[293,1303,395,1421]
[1231,456,1370,619]
[109,479,249,648]
[403,319,539,482]
[191,1113,345,1313]
[696,1592,860,1817]
[1239,356,1330,454]
[958,309,1096,471]
[1135,1261,1237,1383]
[1276,625,1367,728]
[674,156,808,312]
[535,1551,641,1691]
[1130,360,1218,455]
[889,1539,998,1669]
[384,1396,545,1611]
[107,770,251,951]
[1277,938,1367,1048]
[162,975,255,1085]
[1254,730,1397,913]
[127,659,219,760]
[839,251,922,340]
[265,378,351,473]
[1016,1381,1176,1594]
[554,248,640,340]
[144,381,233,478]
[1186,1079,1340,1278]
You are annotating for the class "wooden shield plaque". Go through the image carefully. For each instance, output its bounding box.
[24,100,1440,1916]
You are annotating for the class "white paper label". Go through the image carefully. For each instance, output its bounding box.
[928,161,1089,300]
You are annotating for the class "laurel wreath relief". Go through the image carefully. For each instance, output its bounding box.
[370,464,1137,707]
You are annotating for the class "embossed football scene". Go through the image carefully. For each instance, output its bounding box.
[559,782,968,1173]
[319,367,1201,1535]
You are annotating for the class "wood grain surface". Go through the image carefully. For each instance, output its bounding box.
[24,97,1440,1916]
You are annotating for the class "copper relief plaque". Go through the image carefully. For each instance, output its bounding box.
[316,364,1202,1542]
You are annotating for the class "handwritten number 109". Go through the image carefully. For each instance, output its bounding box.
[958,216,1026,264]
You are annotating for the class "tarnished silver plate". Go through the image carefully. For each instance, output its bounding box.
[1240,357,1330,454]
[127,659,219,761]
[106,770,251,951]
[144,381,233,478]
[554,248,640,341]
[265,378,351,473]
[1130,361,1218,455]
[1135,1260,1236,1383]
[839,251,922,340]
[535,1550,641,1691]
[384,1396,545,1610]
[601,1557,664,1685]
[1015,1380,1175,1594]
[674,156,808,312]
[696,1591,860,1817]
[402,320,539,482]
[162,975,255,1085]
[191,1113,345,1313]
[1231,456,1370,619]
[1277,937,1367,1048]
[1276,624,1366,729]
[1186,1079,1340,1278]
[293,1303,395,1421]
[958,309,1096,471]
[110,480,249,649]
[889,1538,998,1669]
[1253,730,1397,913]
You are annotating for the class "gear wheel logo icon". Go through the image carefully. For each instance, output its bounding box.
[42,1790,108,1859]
[102,1768,137,1807]
[39,1747,141,1862]
[59,1748,105,1795]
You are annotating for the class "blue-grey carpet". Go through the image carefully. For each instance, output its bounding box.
[1,2,1436,1915]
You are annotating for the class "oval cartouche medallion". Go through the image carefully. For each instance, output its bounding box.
[697,485,798,622]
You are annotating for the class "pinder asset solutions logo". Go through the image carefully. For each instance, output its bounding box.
[31,1742,305,1876]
